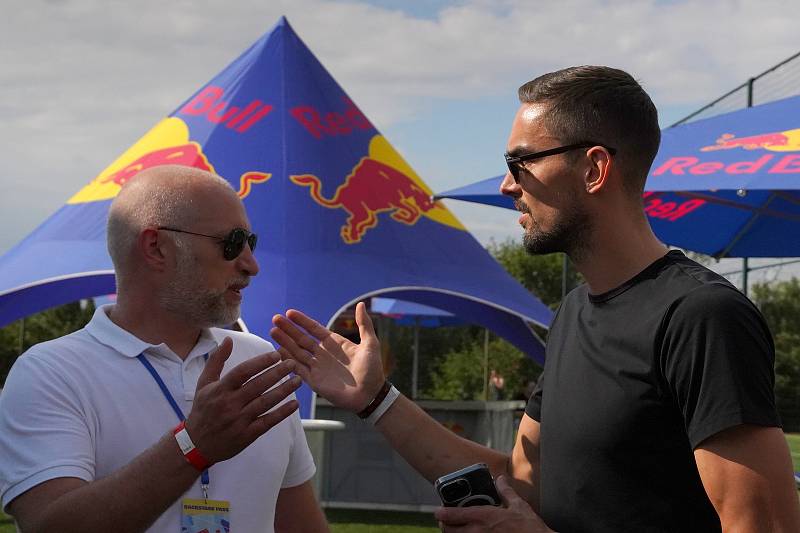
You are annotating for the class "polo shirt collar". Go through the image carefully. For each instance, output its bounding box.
[86,304,219,360]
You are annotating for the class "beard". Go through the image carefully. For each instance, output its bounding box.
[160,247,245,328]
[518,197,592,261]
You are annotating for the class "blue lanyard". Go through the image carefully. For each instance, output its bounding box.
[137,353,210,493]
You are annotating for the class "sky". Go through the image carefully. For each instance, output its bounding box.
[2,0,799,287]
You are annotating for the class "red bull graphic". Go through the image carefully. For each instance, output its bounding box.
[290,97,372,139]
[237,172,272,199]
[292,157,435,244]
[179,86,274,133]
[652,128,800,178]
[653,153,800,176]
[701,128,800,152]
[642,192,706,221]
[99,144,212,187]
[68,117,271,204]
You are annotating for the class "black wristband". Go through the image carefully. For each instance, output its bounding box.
[357,380,392,419]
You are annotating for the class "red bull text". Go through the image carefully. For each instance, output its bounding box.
[643,192,705,221]
[653,154,800,176]
[290,98,372,139]
[654,128,800,177]
[179,86,273,133]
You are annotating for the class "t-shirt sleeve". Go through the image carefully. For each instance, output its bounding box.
[0,353,95,511]
[659,283,781,449]
[280,406,316,488]
[524,372,545,421]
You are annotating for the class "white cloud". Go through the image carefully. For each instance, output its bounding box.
[1,0,799,252]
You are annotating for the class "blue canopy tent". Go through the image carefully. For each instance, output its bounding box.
[372,297,464,399]
[0,17,551,418]
[371,297,502,400]
[436,94,800,259]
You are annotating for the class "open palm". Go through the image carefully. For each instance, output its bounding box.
[271,302,386,412]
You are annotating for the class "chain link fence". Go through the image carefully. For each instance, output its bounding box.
[669,52,800,431]
[666,51,800,292]
[671,51,800,126]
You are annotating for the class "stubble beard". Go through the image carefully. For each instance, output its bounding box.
[160,248,244,329]
[519,198,592,262]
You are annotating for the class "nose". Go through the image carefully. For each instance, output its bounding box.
[236,242,260,277]
[500,171,521,198]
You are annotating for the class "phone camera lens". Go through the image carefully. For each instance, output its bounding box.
[440,479,471,503]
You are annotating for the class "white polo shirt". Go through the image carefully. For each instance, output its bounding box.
[0,305,315,532]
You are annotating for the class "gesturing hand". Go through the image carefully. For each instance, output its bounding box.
[271,301,385,413]
[184,337,301,464]
[434,475,554,532]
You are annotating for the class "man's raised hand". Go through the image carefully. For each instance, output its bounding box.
[271,302,385,413]
[184,337,301,464]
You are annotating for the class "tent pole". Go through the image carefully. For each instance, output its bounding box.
[18,317,25,355]
[742,258,749,296]
[412,317,419,399]
[483,328,489,401]
[741,78,753,298]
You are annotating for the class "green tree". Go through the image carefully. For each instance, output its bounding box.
[751,279,800,431]
[0,301,95,386]
[395,239,559,401]
[487,239,580,309]
[426,336,542,401]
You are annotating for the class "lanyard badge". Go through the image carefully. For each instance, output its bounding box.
[136,353,232,530]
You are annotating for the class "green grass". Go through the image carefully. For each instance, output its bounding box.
[787,433,800,473]
[326,508,439,533]
[0,508,438,533]
[0,511,13,533]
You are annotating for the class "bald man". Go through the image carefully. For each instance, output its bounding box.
[0,166,329,532]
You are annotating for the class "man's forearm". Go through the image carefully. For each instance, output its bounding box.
[374,394,509,482]
[15,432,200,533]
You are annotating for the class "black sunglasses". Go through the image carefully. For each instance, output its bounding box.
[504,142,617,184]
[158,227,258,261]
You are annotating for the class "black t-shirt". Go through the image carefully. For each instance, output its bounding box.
[525,250,780,533]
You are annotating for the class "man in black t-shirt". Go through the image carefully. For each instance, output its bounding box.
[272,66,800,531]
[526,250,781,531]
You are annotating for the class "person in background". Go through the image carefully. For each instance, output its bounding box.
[488,369,505,401]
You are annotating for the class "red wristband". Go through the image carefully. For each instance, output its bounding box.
[173,420,212,472]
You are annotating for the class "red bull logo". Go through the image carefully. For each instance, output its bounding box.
[179,86,273,134]
[701,129,800,152]
[290,97,372,139]
[68,117,271,204]
[653,128,800,178]
[292,157,436,244]
[99,144,213,187]
[642,192,706,221]
[99,143,270,199]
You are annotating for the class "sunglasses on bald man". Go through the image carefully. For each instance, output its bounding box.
[157,227,258,261]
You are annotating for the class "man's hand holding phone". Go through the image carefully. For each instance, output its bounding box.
[435,473,554,532]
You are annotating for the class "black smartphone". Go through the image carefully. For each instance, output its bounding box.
[434,463,501,507]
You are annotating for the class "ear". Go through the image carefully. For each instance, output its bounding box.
[583,146,613,194]
[138,228,169,272]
